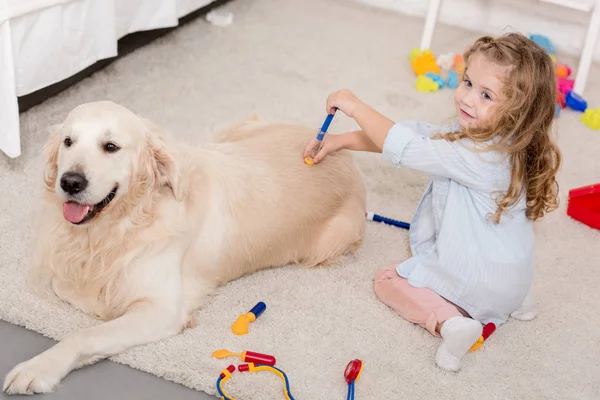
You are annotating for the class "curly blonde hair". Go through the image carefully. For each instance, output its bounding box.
[442,33,562,223]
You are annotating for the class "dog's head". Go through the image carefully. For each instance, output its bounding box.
[43,101,181,225]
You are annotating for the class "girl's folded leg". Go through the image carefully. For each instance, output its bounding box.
[373,263,482,372]
[435,317,482,372]
[510,289,537,321]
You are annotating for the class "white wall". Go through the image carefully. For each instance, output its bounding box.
[353,0,600,62]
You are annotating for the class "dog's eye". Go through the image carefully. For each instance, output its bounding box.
[104,142,120,153]
[64,137,73,147]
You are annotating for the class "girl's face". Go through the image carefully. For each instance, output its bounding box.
[454,53,506,129]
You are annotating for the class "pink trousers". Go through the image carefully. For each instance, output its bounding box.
[374,264,467,336]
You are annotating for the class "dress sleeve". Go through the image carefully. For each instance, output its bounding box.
[381,121,501,190]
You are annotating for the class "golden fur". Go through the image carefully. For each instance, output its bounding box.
[4,101,366,394]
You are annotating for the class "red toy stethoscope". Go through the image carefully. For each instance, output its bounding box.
[344,359,363,400]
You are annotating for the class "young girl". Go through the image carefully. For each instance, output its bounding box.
[305,33,562,371]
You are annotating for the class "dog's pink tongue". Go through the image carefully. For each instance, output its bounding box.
[63,202,90,223]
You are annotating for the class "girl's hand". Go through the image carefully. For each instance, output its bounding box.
[303,134,346,164]
[326,89,363,118]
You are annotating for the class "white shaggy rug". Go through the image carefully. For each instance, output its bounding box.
[1,0,600,398]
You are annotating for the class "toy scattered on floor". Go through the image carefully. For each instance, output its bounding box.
[408,35,598,128]
[529,34,556,54]
[436,52,455,71]
[231,301,266,335]
[304,108,337,165]
[447,69,460,89]
[410,49,440,75]
[344,359,364,400]
[555,60,574,99]
[527,33,597,124]
[215,357,363,399]
[216,363,296,400]
[366,211,410,230]
[425,72,445,89]
[555,64,571,79]
[409,48,463,93]
[468,322,497,352]
[558,77,575,95]
[213,348,277,366]
[580,108,600,130]
[567,183,600,230]
[453,54,465,75]
[565,90,587,112]
[216,365,237,400]
[557,91,566,109]
[415,75,439,92]
[409,47,424,62]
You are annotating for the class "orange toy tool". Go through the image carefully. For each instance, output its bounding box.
[212,349,277,366]
[231,301,266,335]
[469,322,496,352]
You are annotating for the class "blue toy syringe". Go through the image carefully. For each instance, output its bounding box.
[304,108,337,165]
[366,211,410,230]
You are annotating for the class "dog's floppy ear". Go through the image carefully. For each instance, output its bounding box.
[42,124,63,191]
[140,117,183,201]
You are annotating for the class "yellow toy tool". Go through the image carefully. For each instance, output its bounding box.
[231,301,266,335]
[468,322,496,352]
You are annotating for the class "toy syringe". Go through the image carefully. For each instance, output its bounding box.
[366,211,410,230]
[304,108,337,165]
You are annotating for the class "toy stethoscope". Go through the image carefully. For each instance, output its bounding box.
[344,359,364,400]
[215,359,363,400]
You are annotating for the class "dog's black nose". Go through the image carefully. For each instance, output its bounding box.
[60,172,88,195]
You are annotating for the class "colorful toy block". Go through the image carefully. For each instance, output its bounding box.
[566,90,587,112]
[558,77,575,95]
[453,54,465,75]
[581,108,600,129]
[529,34,556,54]
[437,52,455,71]
[411,51,440,76]
[425,72,444,89]
[567,184,600,230]
[416,75,439,92]
[557,91,566,108]
[555,64,571,79]
[447,69,460,89]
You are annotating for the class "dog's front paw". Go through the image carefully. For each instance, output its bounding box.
[3,355,63,395]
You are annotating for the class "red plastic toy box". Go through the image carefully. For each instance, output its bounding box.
[567,184,600,230]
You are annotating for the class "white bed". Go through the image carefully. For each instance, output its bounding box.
[0,0,218,158]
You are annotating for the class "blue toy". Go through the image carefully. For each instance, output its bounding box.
[447,70,460,89]
[529,34,556,54]
[366,211,410,230]
[425,72,444,89]
[565,90,588,112]
[304,108,338,164]
[554,103,561,119]
[317,110,336,140]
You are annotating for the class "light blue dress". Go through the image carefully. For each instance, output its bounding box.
[381,120,535,325]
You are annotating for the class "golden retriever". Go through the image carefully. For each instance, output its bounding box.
[3,101,366,394]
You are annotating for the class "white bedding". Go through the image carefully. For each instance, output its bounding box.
[0,0,217,158]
